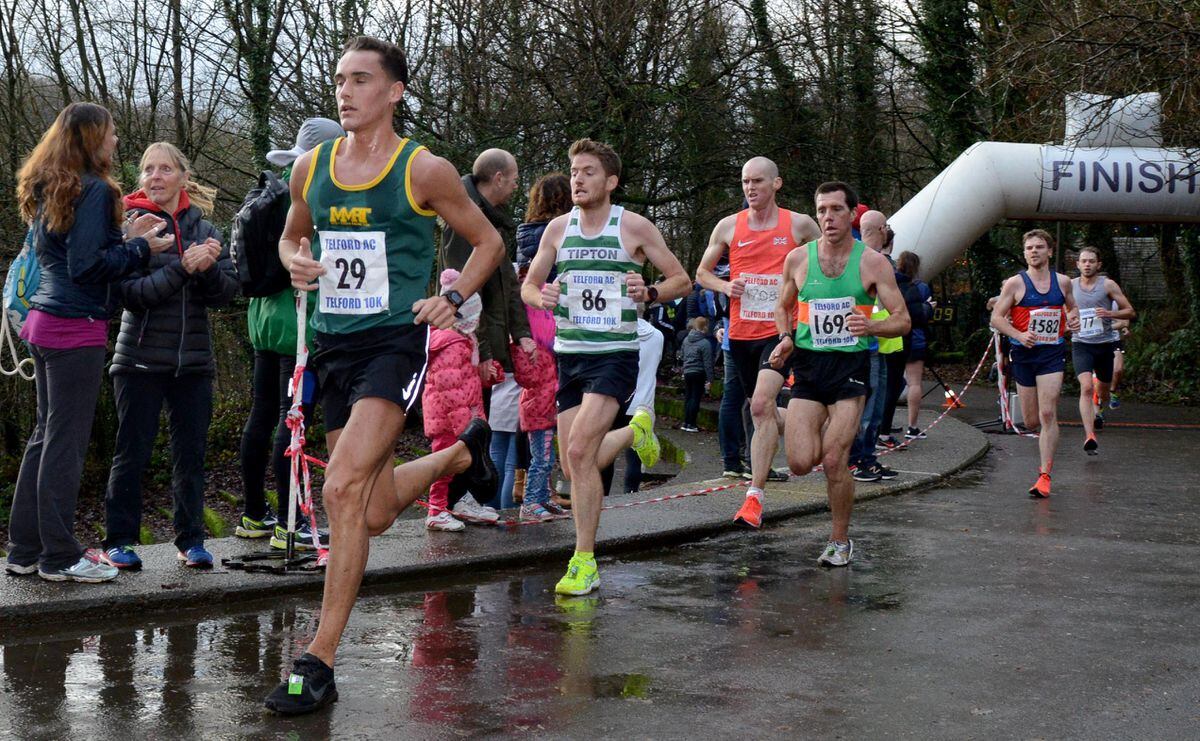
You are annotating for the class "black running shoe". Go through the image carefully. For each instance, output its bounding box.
[1094,413,1105,431]
[450,418,498,499]
[1084,436,1099,455]
[871,463,898,480]
[264,653,338,715]
[766,468,789,482]
[852,466,882,482]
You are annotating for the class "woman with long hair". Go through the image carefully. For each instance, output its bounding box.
[7,102,172,583]
[101,141,238,570]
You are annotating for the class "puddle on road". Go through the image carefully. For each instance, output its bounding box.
[0,519,919,737]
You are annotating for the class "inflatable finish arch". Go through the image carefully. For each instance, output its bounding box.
[889,142,1200,281]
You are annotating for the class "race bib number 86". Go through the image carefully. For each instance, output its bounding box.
[808,297,857,348]
[562,270,623,331]
[318,231,388,315]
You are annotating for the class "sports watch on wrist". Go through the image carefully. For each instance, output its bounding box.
[646,285,659,304]
[444,290,466,309]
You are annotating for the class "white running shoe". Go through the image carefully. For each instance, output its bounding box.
[425,510,466,532]
[816,539,854,567]
[452,493,500,523]
[38,549,118,582]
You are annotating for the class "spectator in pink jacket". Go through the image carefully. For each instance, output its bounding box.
[510,315,560,520]
[422,270,499,532]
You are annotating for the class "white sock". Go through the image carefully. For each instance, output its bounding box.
[747,487,763,501]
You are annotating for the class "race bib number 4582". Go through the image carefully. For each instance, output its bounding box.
[318,231,388,315]
[1027,307,1062,345]
[562,270,623,331]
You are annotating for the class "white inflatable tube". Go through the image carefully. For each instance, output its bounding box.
[889,142,1200,280]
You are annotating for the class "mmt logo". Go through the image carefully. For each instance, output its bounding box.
[329,206,372,226]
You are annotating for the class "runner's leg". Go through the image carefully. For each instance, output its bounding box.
[822,397,866,542]
[1016,382,1040,433]
[1078,372,1096,439]
[1035,372,1063,474]
[306,398,408,666]
[749,369,786,488]
[562,393,621,553]
[784,398,826,476]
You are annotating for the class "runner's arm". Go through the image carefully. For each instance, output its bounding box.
[854,250,910,338]
[521,216,566,309]
[630,213,690,304]
[1061,273,1080,332]
[768,248,802,368]
[413,153,504,302]
[991,277,1032,346]
[279,151,322,291]
[695,217,734,296]
[791,212,820,244]
[1098,280,1136,321]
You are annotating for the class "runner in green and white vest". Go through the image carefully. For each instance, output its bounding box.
[521,138,690,597]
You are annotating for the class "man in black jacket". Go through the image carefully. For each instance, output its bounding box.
[440,149,535,384]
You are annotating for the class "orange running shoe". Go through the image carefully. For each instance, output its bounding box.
[1083,435,1098,455]
[733,495,763,528]
[1028,471,1052,498]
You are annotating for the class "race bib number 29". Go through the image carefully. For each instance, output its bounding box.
[808,296,858,348]
[562,270,623,331]
[318,231,388,315]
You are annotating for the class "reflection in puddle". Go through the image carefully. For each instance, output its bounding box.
[0,524,910,737]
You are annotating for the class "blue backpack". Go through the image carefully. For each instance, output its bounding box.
[4,228,40,333]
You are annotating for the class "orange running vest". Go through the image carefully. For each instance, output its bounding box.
[728,208,798,341]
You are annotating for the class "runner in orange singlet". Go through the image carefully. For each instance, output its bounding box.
[696,157,818,527]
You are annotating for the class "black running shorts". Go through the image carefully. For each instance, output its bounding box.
[728,336,784,398]
[1072,341,1118,384]
[788,348,871,406]
[311,323,430,431]
[556,350,638,412]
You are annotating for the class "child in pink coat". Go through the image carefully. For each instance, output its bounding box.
[510,298,561,521]
[422,269,497,531]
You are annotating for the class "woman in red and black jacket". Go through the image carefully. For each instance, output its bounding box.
[101,142,237,571]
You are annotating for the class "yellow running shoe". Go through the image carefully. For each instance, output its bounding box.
[554,554,600,596]
[629,407,660,469]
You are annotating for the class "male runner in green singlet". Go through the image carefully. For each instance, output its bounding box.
[522,138,690,595]
[769,182,910,566]
[264,36,504,715]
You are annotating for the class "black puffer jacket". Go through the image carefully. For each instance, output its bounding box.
[110,190,238,376]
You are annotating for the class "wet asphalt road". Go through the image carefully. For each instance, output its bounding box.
[2,400,1198,739]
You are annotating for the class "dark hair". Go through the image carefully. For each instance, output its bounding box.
[1022,228,1055,250]
[569,138,622,179]
[814,181,859,211]
[342,36,408,84]
[525,172,572,222]
[897,250,921,278]
[1076,245,1101,260]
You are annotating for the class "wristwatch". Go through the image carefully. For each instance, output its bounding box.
[778,332,793,342]
[444,289,466,309]
[646,285,659,304]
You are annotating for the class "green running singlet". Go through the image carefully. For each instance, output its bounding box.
[304,136,436,334]
[793,240,875,353]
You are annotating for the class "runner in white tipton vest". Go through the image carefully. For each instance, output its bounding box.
[521,138,689,596]
[1070,246,1135,455]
